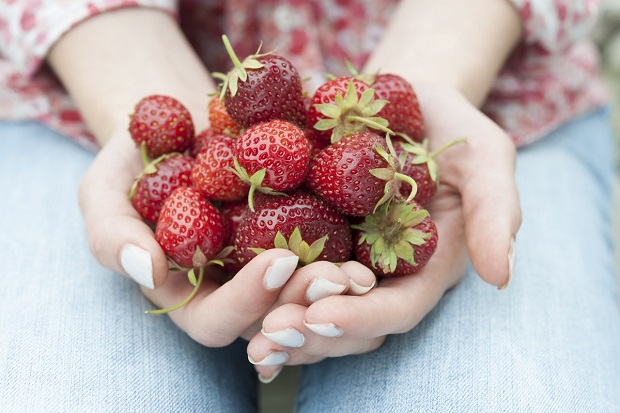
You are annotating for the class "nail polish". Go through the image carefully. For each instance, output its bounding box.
[262,328,305,348]
[248,351,289,366]
[120,244,154,289]
[258,367,283,384]
[264,255,299,289]
[303,321,343,338]
[348,278,376,295]
[499,238,516,290]
[306,277,347,303]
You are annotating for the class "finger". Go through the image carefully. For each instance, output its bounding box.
[339,261,377,295]
[275,261,351,305]
[79,132,169,289]
[457,130,521,287]
[248,303,384,378]
[143,248,300,347]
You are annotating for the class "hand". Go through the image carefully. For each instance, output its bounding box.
[247,84,522,380]
[78,131,376,346]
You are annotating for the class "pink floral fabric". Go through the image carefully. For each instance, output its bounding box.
[0,0,609,150]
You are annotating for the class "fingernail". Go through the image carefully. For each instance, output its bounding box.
[248,351,289,366]
[303,321,343,338]
[258,366,284,384]
[262,328,305,348]
[306,277,347,303]
[348,278,376,295]
[499,238,516,290]
[264,255,299,290]
[120,244,154,289]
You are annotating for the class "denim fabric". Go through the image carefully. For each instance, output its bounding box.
[297,108,620,413]
[0,108,619,413]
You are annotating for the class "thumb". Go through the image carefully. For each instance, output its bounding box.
[460,137,521,288]
[78,132,170,289]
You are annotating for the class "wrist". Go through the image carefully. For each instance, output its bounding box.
[48,7,215,146]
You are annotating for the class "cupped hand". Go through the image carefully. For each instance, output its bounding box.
[78,131,376,347]
[248,84,522,381]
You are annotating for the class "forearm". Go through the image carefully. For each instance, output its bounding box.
[48,7,216,146]
[363,0,522,107]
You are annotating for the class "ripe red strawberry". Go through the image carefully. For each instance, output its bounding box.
[128,95,195,158]
[394,137,466,206]
[232,119,310,209]
[352,200,438,277]
[207,97,243,137]
[129,154,194,224]
[234,191,352,266]
[216,35,306,128]
[368,73,425,142]
[155,187,227,269]
[191,134,249,202]
[306,77,389,144]
[306,132,416,217]
[219,199,249,274]
[190,128,217,157]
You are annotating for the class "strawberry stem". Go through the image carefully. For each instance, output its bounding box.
[222,35,244,71]
[346,115,393,135]
[428,137,467,159]
[140,142,150,167]
[145,267,204,315]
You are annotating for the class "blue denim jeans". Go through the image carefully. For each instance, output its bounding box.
[1,108,619,412]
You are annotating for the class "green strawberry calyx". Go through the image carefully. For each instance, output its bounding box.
[213,35,274,100]
[352,202,431,274]
[369,135,418,212]
[398,136,467,184]
[250,227,328,266]
[229,157,286,212]
[313,80,392,144]
[128,148,183,200]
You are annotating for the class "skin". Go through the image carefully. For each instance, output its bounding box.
[48,1,522,383]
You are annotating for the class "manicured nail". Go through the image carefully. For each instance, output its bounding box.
[303,321,343,338]
[348,278,376,295]
[258,366,284,384]
[306,277,347,303]
[248,351,289,366]
[120,244,154,289]
[262,328,305,348]
[264,255,299,290]
[499,238,516,290]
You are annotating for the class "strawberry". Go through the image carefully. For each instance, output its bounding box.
[128,95,195,158]
[352,200,438,277]
[207,96,243,137]
[155,187,227,269]
[395,137,466,206]
[219,199,249,274]
[232,119,310,209]
[215,35,306,128]
[191,134,250,202]
[306,132,416,217]
[190,127,217,157]
[129,153,194,224]
[366,73,425,142]
[306,77,390,144]
[234,191,352,266]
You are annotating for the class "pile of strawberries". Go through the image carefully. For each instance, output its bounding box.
[128,36,462,310]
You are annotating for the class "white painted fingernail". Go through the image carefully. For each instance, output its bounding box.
[248,351,289,366]
[120,244,154,289]
[303,321,343,338]
[499,238,516,290]
[262,328,305,348]
[348,278,376,295]
[306,277,347,303]
[264,255,299,290]
[258,366,284,384]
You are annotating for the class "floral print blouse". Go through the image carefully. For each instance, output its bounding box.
[0,0,609,151]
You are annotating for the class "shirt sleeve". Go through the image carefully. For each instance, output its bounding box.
[0,0,178,77]
[507,0,602,52]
